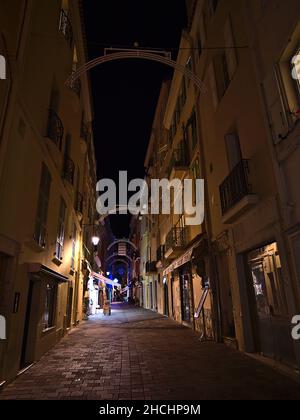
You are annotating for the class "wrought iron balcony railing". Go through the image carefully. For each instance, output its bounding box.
[62,156,75,184]
[166,227,187,251]
[145,261,157,274]
[59,9,73,47]
[219,159,252,215]
[47,109,64,148]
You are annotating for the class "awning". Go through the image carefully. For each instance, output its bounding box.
[28,264,69,283]
[163,237,207,276]
[91,272,121,288]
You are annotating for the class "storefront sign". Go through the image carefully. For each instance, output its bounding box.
[163,243,197,276]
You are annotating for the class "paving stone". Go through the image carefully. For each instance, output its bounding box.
[1,303,300,400]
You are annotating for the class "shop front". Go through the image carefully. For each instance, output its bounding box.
[245,242,296,365]
[163,238,212,332]
[21,264,68,369]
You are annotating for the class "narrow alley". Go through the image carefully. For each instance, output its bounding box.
[1,304,300,401]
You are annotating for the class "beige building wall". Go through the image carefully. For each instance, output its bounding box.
[186,0,300,364]
[0,0,98,383]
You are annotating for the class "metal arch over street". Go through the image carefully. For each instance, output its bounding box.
[105,253,133,263]
[65,49,207,93]
[107,239,138,252]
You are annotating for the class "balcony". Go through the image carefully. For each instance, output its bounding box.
[165,227,187,259]
[46,109,64,148]
[59,9,73,47]
[62,156,75,184]
[145,261,157,274]
[168,145,189,179]
[219,159,258,224]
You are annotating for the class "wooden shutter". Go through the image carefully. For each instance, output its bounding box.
[262,69,289,144]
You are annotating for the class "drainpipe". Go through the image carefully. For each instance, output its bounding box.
[187,33,223,342]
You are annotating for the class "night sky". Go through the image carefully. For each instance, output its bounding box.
[83,0,187,237]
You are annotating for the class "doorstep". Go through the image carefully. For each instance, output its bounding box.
[245,352,300,385]
[223,336,238,350]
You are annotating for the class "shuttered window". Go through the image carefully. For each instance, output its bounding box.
[34,163,51,247]
[56,198,66,260]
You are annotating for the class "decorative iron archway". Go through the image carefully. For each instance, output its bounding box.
[107,238,138,252]
[66,48,207,93]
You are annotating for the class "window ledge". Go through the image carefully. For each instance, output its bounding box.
[42,326,56,335]
[26,239,46,253]
[221,194,259,224]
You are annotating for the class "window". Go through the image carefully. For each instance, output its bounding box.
[56,199,66,260]
[59,1,73,47]
[210,0,219,13]
[186,56,193,87]
[214,52,230,99]
[263,23,300,143]
[225,132,242,170]
[43,282,56,330]
[191,159,201,205]
[185,110,198,151]
[34,163,51,247]
[47,86,63,149]
[290,232,300,292]
[291,48,300,101]
[71,223,77,272]
[224,16,237,80]
[197,13,207,57]
[180,78,187,108]
[70,47,81,97]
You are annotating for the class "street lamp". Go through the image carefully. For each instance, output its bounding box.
[82,223,100,247]
[91,236,100,246]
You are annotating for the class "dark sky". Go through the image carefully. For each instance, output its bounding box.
[83,0,187,237]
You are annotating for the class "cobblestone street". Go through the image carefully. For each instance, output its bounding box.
[1,303,300,400]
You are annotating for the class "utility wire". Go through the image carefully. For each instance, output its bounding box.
[86,41,250,50]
